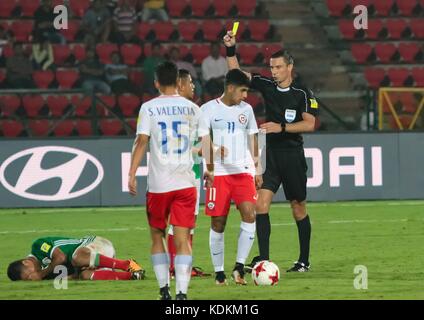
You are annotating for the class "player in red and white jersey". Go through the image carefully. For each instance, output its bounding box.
[128,61,213,300]
[198,69,263,285]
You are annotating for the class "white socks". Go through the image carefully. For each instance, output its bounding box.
[236,221,256,265]
[175,255,192,295]
[209,228,225,272]
[151,253,170,289]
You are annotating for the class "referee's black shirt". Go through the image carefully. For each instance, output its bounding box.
[251,74,319,149]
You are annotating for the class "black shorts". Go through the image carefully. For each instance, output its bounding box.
[261,147,308,202]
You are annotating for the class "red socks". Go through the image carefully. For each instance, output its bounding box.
[92,270,132,280]
[95,254,129,271]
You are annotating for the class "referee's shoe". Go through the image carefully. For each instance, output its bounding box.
[286,261,310,272]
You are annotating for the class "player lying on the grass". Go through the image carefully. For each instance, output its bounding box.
[7,236,145,281]
[198,69,263,285]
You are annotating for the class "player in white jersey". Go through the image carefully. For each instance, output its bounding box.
[128,61,213,300]
[198,69,263,285]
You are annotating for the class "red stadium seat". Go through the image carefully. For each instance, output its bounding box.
[73,44,86,61]
[238,44,261,65]
[398,43,421,63]
[20,0,40,17]
[32,70,55,89]
[396,0,419,16]
[374,43,397,63]
[338,19,357,40]
[137,22,153,40]
[245,94,262,109]
[118,94,141,117]
[178,21,200,41]
[399,92,417,113]
[386,19,408,39]
[364,67,386,89]
[56,70,79,89]
[72,95,92,117]
[213,0,233,16]
[47,96,70,117]
[261,44,284,62]
[410,19,424,39]
[235,0,256,16]
[69,0,90,17]
[388,68,410,87]
[2,120,24,137]
[54,120,75,136]
[0,69,5,85]
[75,119,93,136]
[152,22,175,41]
[257,67,272,78]
[52,44,71,65]
[60,20,81,42]
[2,44,13,59]
[350,0,372,9]
[248,20,270,41]
[0,0,16,18]
[166,0,188,17]
[29,120,50,136]
[366,19,385,39]
[23,95,45,117]
[127,118,137,131]
[191,0,211,16]
[351,43,373,64]
[11,20,34,42]
[96,95,116,116]
[412,67,424,86]
[0,95,21,117]
[201,20,223,41]
[191,44,210,65]
[373,0,395,16]
[99,119,124,136]
[128,70,144,87]
[96,43,119,64]
[142,94,155,102]
[120,44,142,65]
[326,0,348,17]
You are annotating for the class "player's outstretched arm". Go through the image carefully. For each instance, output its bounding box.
[223,31,252,80]
[128,134,149,196]
[30,248,67,280]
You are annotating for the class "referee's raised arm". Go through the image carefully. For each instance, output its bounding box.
[223,31,252,80]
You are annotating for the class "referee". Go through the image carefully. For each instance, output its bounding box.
[223,31,318,272]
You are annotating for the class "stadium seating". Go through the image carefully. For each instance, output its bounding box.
[75,119,93,136]
[238,44,261,65]
[120,44,142,65]
[137,22,153,40]
[72,95,92,117]
[412,67,424,86]
[128,70,144,87]
[248,20,270,41]
[201,20,224,41]
[11,20,33,42]
[99,119,124,135]
[53,120,75,136]
[388,68,411,86]
[373,0,395,16]
[374,43,398,63]
[166,0,188,17]
[96,43,119,64]
[191,44,210,65]
[152,22,176,41]
[178,21,200,41]
[118,94,141,117]
[47,96,70,117]
[33,70,55,89]
[20,0,40,17]
[72,44,86,61]
[396,0,420,16]
[398,43,421,63]
[366,19,385,39]
[364,67,386,89]
[235,0,256,16]
[386,19,408,39]
[191,0,212,17]
[23,95,45,117]
[2,120,25,137]
[56,70,79,89]
[351,43,373,64]
[127,118,137,131]
[0,95,21,117]
[326,0,348,17]
[410,19,424,39]
[29,119,50,136]
[60,20,81,42]
[338,19,358,40]
[52,44,72,65]
[213,0,234,17]
[0,0,16,18]
[96,95,116,117]
[69,0,91,17]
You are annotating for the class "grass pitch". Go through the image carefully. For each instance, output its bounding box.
[1,200,423,300]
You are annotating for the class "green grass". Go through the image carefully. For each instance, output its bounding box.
[1,200,424,300]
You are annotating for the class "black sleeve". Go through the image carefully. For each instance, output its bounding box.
[250,73,274,95]
[295,86,319,117]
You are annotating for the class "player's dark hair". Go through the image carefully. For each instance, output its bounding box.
[7,260,25,281]
[178,69,191,80]
[155,61,178,86]
[225,69,250,88]
[271,49,294,65]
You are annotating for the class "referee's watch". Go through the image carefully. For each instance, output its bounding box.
[280,122,286,132]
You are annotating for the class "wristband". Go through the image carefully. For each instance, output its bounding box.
[226,45,236,57]
[281,122,286,132]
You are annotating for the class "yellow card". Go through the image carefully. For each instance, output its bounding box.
[232,22,240,35]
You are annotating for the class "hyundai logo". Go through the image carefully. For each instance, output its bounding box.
[0,146,104,201]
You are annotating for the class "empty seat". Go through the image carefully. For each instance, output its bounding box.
[375,43,397,63]
[73,44,86,61]
[120,44,142,65]
[386,19,408,39]
[2,120,24,137]
[0,69,5,85]
[20,0,40,17]
[213,0,233,16]
[410,19,424,39]
[0,0,16,18]
[235,0,256,16]
[399,92,417,113]
[166,0,188,16]
[398,42,421,63]
[96,43,119,64]
[388,68,410,87]
[396,0,419,16]
[191,0,211,16]
[201,20,223,41]
[72,95,92,116]
[412,67,424,86]
[54,120,75,136]
[96,95,116,116]
[350,0,372,10]
[137,22,153,40]
[33,70,55,89]
[75,119,93,136]
[11,21,34,42]
[364,67,386,89]
[52,44,72,65]
[47,96,70,117]
[60,20,81,42]
[191,44,210,65]
[373,0,395,16]
[248,20,270,41]
[238,44,261,65]
[69,0,90,17]
[326,0,348,17]
[23,95,45,117]
[351,43,373,64]
[0,95,21,117]
[29,119,50,136]
[152,21,175,41]
[128,70,144,87]
[178,21,200,41]
[126,118,137,131]
[99,119,124,136]
[366,19,385,39]
[56,70,79,89]
[118,94,141,116]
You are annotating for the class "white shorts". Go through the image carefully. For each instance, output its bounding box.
[74,236,116,259]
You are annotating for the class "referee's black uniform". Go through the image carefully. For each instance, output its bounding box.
[250,74,319,270]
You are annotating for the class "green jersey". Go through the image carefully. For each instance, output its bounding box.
[29,236,96,269]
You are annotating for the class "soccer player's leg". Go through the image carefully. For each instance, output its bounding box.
[206,176,232,285]
[169,187,197,300]
[166,225,176,278]
[232,174,257,285]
